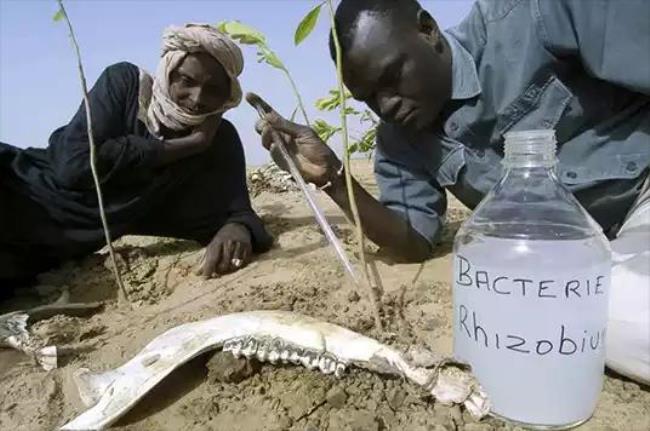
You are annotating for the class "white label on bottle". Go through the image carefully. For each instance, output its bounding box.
[452,238,610,426]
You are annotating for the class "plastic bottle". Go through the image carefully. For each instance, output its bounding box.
[452,130,611,428]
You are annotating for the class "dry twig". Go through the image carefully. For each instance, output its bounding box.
[55,1,129,304]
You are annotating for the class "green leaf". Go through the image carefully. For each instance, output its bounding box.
[53,9,64,22]
[217,20,266,45]
[216,20,228,33]
[315,96,338,111]
[351,128,377,154]
[315,90,340,111]
[315,88,353,111]
[294,3,323,45]
[257,47,285,70]
[263,51,284,69]
[360,109,379,125]
[313,119,341,143]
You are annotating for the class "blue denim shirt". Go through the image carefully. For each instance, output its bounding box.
[374,0,650,245]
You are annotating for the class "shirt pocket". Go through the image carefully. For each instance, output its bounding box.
[558,153,649,187]
[492,74,573,144]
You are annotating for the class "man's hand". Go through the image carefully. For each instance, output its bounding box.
[256,111,342,187]
[252,94,432,262]
[198,223,252,277]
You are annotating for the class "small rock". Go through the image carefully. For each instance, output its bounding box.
[355,317,374,331]
[382,295,395,306]
[432,402,450,421]
[104,252,128,272]
[326,387,348,409]
[463,408,480,423]
[387,387,407,410]
[449,405,464,426]
[205,351,259,384]
[619,390,634,402]
[285,374,328,420]
[347,291,361,302]
[247,163,299,196]
[79,324,106,342]
[365,398,378,412]
[328,408,379,431]
[623,381,639,392]
[275,414,292,430]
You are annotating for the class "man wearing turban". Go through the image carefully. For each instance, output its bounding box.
[0,24,272,289]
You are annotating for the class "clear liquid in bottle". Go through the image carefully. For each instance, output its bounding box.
[452,130,611,428]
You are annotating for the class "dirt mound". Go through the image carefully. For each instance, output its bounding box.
[248,164,300,196]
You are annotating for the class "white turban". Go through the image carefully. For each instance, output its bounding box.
[138,23,244,138]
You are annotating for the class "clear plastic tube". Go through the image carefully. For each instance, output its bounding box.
[270,140,360,285]
[247,92,360,285]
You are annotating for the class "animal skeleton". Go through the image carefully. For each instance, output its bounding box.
[62,310,489,430]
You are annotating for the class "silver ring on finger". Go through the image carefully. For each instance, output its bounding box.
[231,258,243,268]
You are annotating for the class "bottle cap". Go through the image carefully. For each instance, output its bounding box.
[503,129,557,167]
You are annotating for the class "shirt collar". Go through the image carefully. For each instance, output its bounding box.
[443,31,481,100]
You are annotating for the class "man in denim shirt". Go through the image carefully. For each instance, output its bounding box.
[257,0,649,383]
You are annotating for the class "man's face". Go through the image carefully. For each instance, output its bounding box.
[169,52,231,115]
[342,12,451,130]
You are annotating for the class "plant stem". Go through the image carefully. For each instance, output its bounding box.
[326,0,382,331]
[56,0,129,304]
[283,67,311,127]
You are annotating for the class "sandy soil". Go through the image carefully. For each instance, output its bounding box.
[1,160,648,431]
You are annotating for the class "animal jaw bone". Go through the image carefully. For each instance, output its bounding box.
[61,310,490,430]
